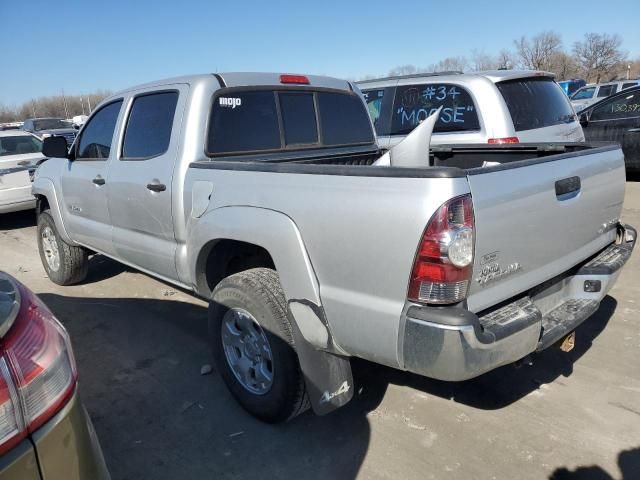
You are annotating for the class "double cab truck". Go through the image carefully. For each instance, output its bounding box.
[33,72,635,422]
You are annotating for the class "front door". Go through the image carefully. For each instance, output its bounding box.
[60,99,123,254]
[107,86,185,281]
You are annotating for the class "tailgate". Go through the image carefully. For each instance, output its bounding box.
[466,145,626,313]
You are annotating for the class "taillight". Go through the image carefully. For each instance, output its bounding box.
[0,358,24,455]
[0,279,76,455]
[488,137,519,144]
[408,194,475,304]
[280,74,310,85]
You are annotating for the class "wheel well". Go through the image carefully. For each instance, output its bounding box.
[35,195,50,215]
[198,240,275,297]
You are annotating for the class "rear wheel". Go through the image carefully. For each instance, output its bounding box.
[37,211,88,285]
[209,268,309,423]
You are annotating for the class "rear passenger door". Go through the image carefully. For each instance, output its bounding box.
[107,86,186,281]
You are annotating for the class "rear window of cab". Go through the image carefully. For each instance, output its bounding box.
[206,90,374,156]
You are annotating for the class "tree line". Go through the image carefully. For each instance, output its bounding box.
[366,31,639,84]
[0,90,112,123]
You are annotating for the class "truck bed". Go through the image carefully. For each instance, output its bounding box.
[194,142,617,173]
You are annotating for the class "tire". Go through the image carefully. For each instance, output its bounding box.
[209,268,309,423]
[37,210,88,285]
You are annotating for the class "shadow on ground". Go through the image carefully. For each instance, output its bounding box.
[40,293,383,480]
[38,292,617,480]
[85,254,130,283]
[0,209,36,230]
[549,447,640,479]
[626,172,640,183]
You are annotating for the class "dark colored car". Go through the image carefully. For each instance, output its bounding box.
[0,272,109,480]
[579,86,640,172]
[22,118,77,147]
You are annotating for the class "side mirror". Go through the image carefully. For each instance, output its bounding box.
[42,136,69,159]
[579,112,589,127]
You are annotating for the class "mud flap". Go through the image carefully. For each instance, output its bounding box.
[289,319,354,415]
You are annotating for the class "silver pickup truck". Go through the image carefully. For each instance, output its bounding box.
[33,73,636,423]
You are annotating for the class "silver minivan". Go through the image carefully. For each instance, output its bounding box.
[357,70,584,148]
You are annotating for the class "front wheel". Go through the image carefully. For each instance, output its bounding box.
[37,211,88,285]
[209,268,309,423]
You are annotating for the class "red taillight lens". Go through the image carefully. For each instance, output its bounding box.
[408,195,475,304]
[488,137,519,144]
[0,279,76,454]
[280,74,310,85]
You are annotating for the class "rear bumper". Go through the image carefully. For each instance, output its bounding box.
[401,223,636,381]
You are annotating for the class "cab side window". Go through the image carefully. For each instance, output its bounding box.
[76,100,123,160]
[597,85,617,98]
[361,87,394,136]
[571,87,595,100]
[590,91,640,121]
[122,91,179,159]
[363,89,385,127]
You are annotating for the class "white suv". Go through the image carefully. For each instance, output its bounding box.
[570,80,640,112]
[357,70,584,148]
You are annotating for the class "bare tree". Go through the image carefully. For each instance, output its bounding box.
[469,50,498,71]
[429,56,468,72]
[514,30,563,70]
[573,33,627,82]
[388,64,421,77]
[551,52,581,80]
[0,90,111,123]
[496,49,518,69]
[627,57,640,79]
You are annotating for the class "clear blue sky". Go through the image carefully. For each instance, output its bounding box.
[1,0,638,105]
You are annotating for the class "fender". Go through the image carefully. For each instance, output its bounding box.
[188,205,353,414]
[31,177,75,245]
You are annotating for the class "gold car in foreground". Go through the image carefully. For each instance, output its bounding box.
[0,272,109,480]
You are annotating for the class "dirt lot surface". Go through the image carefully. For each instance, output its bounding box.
[1,183,639,480]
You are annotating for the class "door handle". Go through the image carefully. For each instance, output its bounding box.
[555,176,581,200]
[92,176,105,186]
[146,182,166,192]
[627,128,640,133]
[17,160,31,166]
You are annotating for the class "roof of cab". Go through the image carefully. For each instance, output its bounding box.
[112,72,354,97]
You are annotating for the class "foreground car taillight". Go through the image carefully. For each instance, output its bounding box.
[0,279,77,455]
[408,194,475,304]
